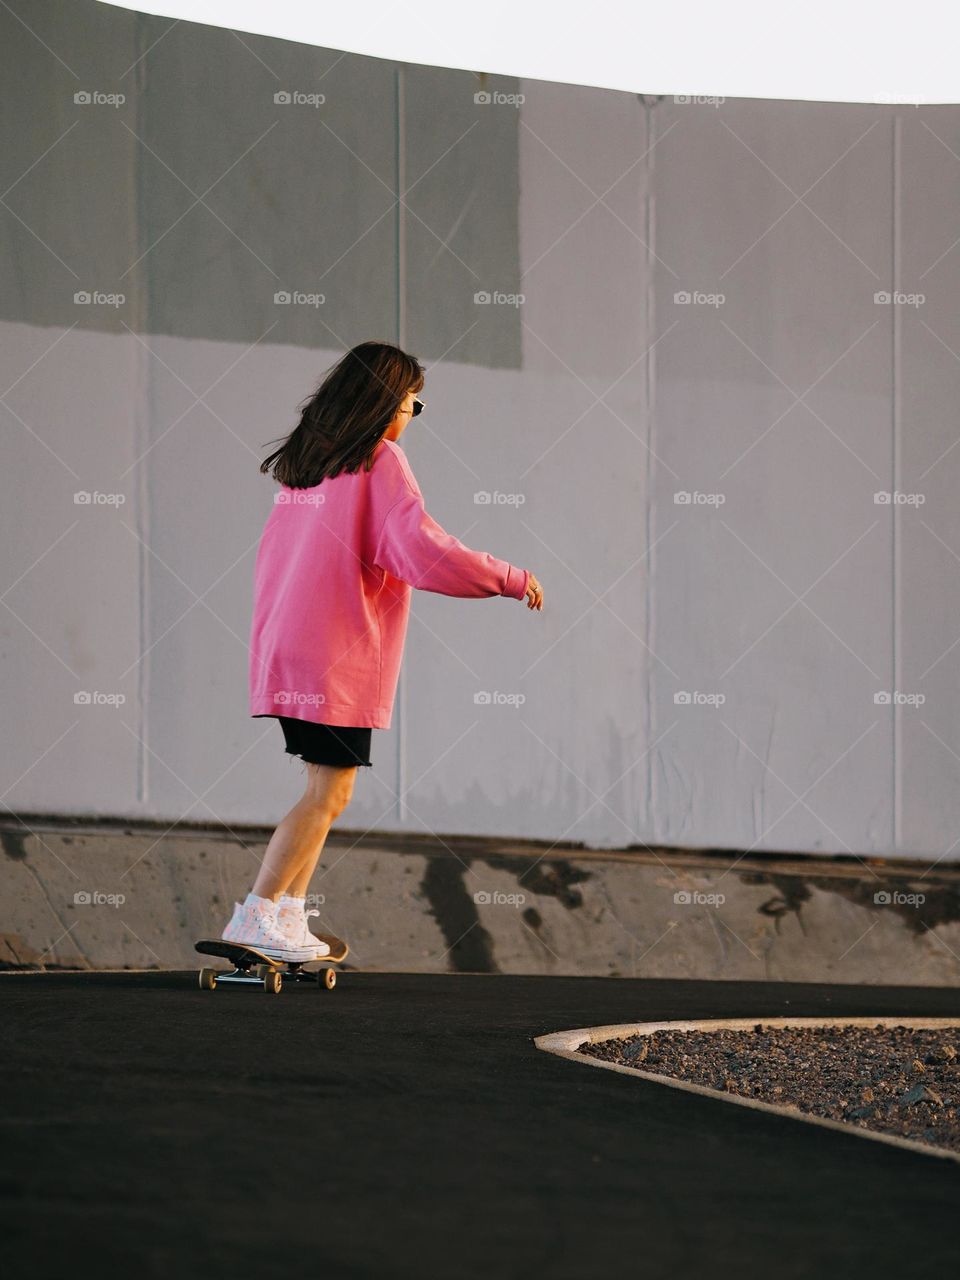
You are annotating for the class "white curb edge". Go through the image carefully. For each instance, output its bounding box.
[534,1015,960,1165]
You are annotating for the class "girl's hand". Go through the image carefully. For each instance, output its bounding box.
[524,572,543,611]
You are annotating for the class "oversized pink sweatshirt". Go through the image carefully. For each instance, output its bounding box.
[249,437,530,729]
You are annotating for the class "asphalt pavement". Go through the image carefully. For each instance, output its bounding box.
[3,970,959,1279]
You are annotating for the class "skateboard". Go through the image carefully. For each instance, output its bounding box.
[195,934,349,995]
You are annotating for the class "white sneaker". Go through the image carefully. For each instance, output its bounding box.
[275,895,331,959]
[221,897,315,963]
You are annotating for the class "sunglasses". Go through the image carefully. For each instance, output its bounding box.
[411,397,425,417]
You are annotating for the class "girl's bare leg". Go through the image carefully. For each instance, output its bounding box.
[251,763,357,901]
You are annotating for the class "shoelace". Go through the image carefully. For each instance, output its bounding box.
[302,907,323,944]
[275,902,320,944]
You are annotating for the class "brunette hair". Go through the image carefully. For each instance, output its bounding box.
[259,341,425,487]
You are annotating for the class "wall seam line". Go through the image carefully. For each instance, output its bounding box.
[133,15,149,810]
[395,63,407,824]
[892,113,902,852]
[644,96,657,844]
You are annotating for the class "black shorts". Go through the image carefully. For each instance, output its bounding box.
[256,715,373,768]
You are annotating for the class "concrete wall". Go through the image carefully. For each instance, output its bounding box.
[3,821,959,985]
[3,1,960,860]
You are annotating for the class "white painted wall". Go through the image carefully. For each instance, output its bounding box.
[3,2,957,859]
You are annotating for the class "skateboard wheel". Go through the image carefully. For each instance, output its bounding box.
[263,969,282,994]
[198,967,217,991]
[323,968,337,990]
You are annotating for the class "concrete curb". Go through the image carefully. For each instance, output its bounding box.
[534,1016,960,1164]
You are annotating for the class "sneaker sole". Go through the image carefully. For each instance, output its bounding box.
[249,946,315,963]
[220,936,315,964]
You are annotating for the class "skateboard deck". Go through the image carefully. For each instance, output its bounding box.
[195,934,348,994]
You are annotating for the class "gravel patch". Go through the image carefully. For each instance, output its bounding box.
[581,1023,960,1153]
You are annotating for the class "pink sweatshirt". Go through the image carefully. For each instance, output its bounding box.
[249,437,530,729]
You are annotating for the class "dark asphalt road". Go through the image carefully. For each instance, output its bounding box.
[3,971,959,1279]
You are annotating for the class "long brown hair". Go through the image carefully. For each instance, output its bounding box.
[259,341,425,487]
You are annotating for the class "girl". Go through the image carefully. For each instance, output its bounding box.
[222,341,543,960]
